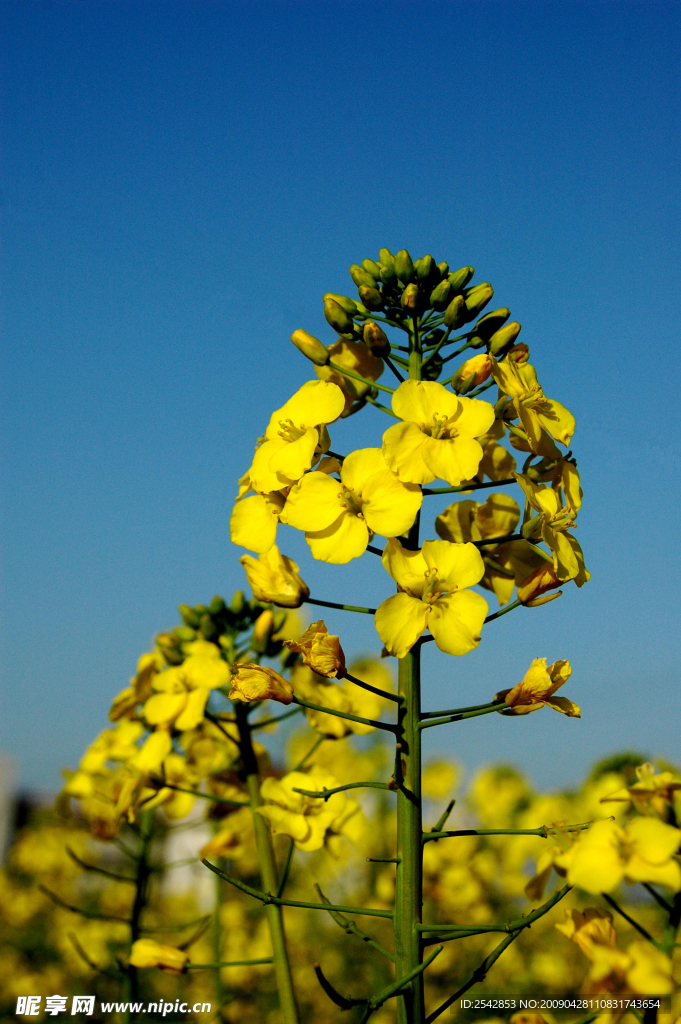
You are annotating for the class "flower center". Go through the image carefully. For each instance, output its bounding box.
[421,566,454,603]
[426,413,454,440]
[340,487,364,518]
[277,418,306,442]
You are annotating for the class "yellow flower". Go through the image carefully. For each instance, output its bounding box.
[375,538,488,658]
[495,658,580,717]
[283,620,345,677]
[143,641,230,731]
[280,447,422,564]
[435,492,547,605]
[291,662,383,737]
[515,473,589,585]
[382,380,495,486]
[109,650,164,721]
[601,763,681,820]
[490,356,575,456]
[228,663,294,705]
[556,908,620,961]
[248,380,345,492]
[517,561,565,604]
[315,338,384,411]
[127,727,173,774]
[230,488,286,554]
[556,817,681,893]
[256,767,364,852]
[129,938,188,975]
[239,545,309,607]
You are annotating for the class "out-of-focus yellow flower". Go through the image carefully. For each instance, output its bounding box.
[283,620,345,677]
[382,380,495,486]
[280,448,422,563]
[515,473,589,585]
[375,538,488,658]
[556,908,621,962]
[601,763,681,820]
[292,663,383,737]
[127,727,173,774]
[490,356,575,457]
[239,544,309,608]
[623,942,674,995]
[228,663,294,705]
[230,488,287,553]
[109,651,165,721]
[256,767,364,852]
[200,815,253,861]
[63,721,145,799]
[315,338,384,410]
[248,381,345,492]
[435,493,547,606]
[129,938,188,974]
[556,817,681,893]
[143,641,230,731]
[422,760,460,800]
[495,658,580,718]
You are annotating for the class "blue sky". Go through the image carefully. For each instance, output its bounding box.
[1,0,679,791]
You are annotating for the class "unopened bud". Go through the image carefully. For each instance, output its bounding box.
[379,261,397,286]
[362,259,381,280]
[489,322,522,357]
[444,294,466,330]
[395,249,415,284]
[174,626,196,642]
[452,354,492,393]
[209,595,226,615]
[448,266,474,292]
[178,604,200,628]
[507,342,529,363]
[437,261,449,277]
[430,278,453,311]
[463,282,494,321]
[291,329,329,366]
[517,562,562,604]
[324,298,355,335]
[230,590,246,614]
[363,321,390,356]
[252,609,275,652]
[323,293,357,315]
[379,247,396,272]
[358,285,384,311]
[199,613,218,640]
[525,591,563,608]
[415,254,434,282]
[472,308,511,341]
[349,264,377,289]
[401,283,420,312]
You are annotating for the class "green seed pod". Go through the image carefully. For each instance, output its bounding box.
[291,329,329,366]
[323,293,357,315]
[430,278,453,311]
[174,626,197,642]
[444,294,466,329]
[401,282,420,312]
[199,613,218,640]
[416,255,434,282]
[230,590,246,614]
[358,285,384,311]
[363,321,390,356]
[178,604,201,628]
[489,321,522,356]
[379,247,395,272]
[349,264,377,289]
[324,298,355,334]
[209,595,226,616]
[448,266,475,293]
[362,259,381,280]
[472,308,511,341]
[463,282,494,321]
[395,249,415,284]
[437,261,449,277]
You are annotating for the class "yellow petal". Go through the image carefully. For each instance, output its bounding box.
[374,593,429,659]
[450,396,495,438]
[435,500,479,544]
[281,472,344,531]
[381,538,428,594]
[249,438,290,492]
[360,470,422,538]
[339,447,386,490]
[175,687,210,731]
[144,692,187,726]
[274,379,345,429]
[240,545,309,608]
[420,434,485,486]
[268,426,319,482]
[382,421,434,484]
[230,494,278,553]
[306,511,369,564]
[625,817,681,864]
[543,696,581,717]
[128,729,172,774]
[538,399,575,447]
[476,492,520,538]
[421,539,485,590]
[428,590,488,656]
[392,379,460,424]
[129,938,188,974]
[625,942,674,995]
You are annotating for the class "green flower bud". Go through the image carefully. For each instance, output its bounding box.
[230,590,246,614]
[395,249,415,284]
[437,261,449,277]
[323,293,357,315]
[361,259,381,280]
[178,604,201,628]
[430,278,453,312]
[324,298,355,335]
[358,285,383,311]
[349,264,377,289]
[452,370,478,395]
[209,595,226,616]
[415,254,434,282]
[463,282,494,321]
[444,294,466,329]
[489,321,522,356]
[448,266,475,293]
[363,321,390,356]
[401,282,420,312]
[472,308,511,341]
[199,613,218,640]
[379,247,395,270]
[379,261,397,287]
[156,632,183,665]
[194,604,208,616]
[291,329,330,366]
[174,626,197,642]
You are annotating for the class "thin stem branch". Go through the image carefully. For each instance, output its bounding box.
[366,394,399,418]
[305,596,377,615]
[65,847,136,882]
[422,700,501,720]
[419,703,505,730]
[292,695,398,733]
[250,707,304,730]
[602,893,661,948]
[328,360,395,395]
[424,820,604,843]
[642,883,673,912]
[384,356,406,383]
[276,839,295,898]
[292,781,393,800]
[187,958,274,969]
[422,477,516,496]
[291,734,324,771]
[315,884,395,962]
[344,669,402,703]
[150,779,250,807]
[484,598,523,623]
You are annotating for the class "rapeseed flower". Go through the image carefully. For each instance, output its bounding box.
[495,658,580,717]
[228,663,294,705]
[280,447,422,563]
[314,338,384,411]
[382,380,495,486]
[283,620,345,677]
[129,938,188,974]
[556,817,681,893]
[143,640,230,731]
[239,545,309,607]
[601,763,681,820]
[490,356,575,457]
[515,473,589,585]
[256,767,364,852]
[375,538,488,658]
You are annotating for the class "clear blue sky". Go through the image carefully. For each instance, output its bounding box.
[1,0,679,791]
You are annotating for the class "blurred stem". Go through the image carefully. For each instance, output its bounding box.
[236,703,300,1024]
[123,811,153,1022]
[213,861,225,1020]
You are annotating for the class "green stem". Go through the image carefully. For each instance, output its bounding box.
[291,695,398,733]
[366,394,399,418]
[291,734,323,771]
[602,893,661,949]
[384,356,406,382]
[276,840,295,898]
[315,883,396,963]
[343,669,403,703]
[424,819,602,843]
[250,707,304,730]
[421,329,451,370]
[236,705,300,1024]
[661,893,681,954]
[124,811,153,1018]
[328,360,395,395]
[212,864,225,1020]
[422,700,501,719]
[305,596,377,614]
[292,781,393,800]
[419,703,505,730]
[484,598,523,623]
[471,532,523,548]
[422,477,516,496]
[150,779,250,807]
[368,946,443,1013]
[187,958,274,969]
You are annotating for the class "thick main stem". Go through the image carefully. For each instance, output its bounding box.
[237,706,300,1024]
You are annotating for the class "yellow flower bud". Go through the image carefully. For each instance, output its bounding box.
[358,284,383,310]
[525,592,562,607]
[463,282,494,321]
[324,298,354,335]
[349,264,377,289]
[129,938,188,974]
[507,341,529,363]
[447,266,474,292]
[452,354,492,393]
[323,292,358,314]
[489,321,522,356]
[290,329,329,367]
[415,254,434,281]
[395,249,415,284]
[363,321,390,357]
[443,294,466,330]
[252,610,275,652]
[361,258,382,279]
[229,663,294,705]
[240,545,309,609]
[283,619,345,678]
[401,283,420,312]
[517,562,563,603]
